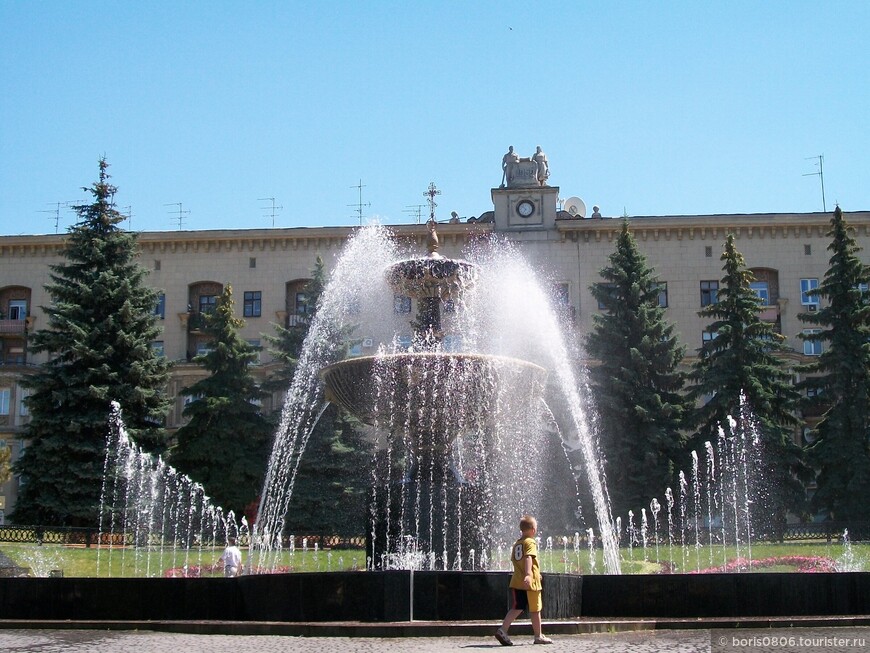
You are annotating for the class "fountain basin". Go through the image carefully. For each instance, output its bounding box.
[321,352,547,450]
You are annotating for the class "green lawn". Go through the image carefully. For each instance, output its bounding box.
[2,541,867,577]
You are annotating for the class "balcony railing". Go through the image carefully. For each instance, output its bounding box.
[0,319,26,335]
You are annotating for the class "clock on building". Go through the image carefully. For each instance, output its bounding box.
[516,200,535,217]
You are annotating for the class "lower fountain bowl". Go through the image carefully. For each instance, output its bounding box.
[320,352,547,448]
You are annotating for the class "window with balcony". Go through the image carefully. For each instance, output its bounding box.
[244,291,262,317]
[750,281,770,305]
[199,295,217,314]
[801,278,820,306]
[7,300,26,320]
[700,280,719,306]
[802,329,822,356]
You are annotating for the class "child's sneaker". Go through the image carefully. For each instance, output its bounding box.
[534,635,554,645]
[495,628,513,646]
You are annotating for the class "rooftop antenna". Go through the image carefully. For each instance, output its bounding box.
[164,202,190,230]
[404,204,425,224]
[803,154,827,212]
[121,205,133,230]
[348,179,370,226]
[258,197,283,228]
[424,182,441,223]
[39,201,78,234]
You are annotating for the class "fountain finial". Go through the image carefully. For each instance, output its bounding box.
[426,218,441,258]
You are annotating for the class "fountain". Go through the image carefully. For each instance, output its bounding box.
[254,214,621,574]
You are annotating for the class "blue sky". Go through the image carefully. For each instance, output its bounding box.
[1,1,867,235]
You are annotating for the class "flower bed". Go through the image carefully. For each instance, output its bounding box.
[691,555,838,574]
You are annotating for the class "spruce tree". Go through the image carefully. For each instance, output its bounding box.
[797,206,870,521]
[11,159,171,525]
[587,220,692,519]
[171,285,272,516]
[689,234,809,533]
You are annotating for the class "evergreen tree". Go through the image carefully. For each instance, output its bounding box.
[11,159,171,525]
[689,234,810,532]
[265,255,371,535]
[587,220,692,519]
[797,206,870,521]
[171,285,272,516]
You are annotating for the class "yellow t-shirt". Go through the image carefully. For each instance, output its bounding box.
[509,536,542,591]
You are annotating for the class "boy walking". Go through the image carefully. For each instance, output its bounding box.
[495,515,553,645]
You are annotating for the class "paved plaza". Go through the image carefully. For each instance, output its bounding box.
[1,628,869,653]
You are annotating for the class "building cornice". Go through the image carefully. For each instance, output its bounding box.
[555,211,870,243]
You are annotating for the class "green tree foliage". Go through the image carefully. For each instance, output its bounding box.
[797,206,870,521]
[689,234,810,531]
[265,255,371,535]
[0,444,11,486]
[587,220,692,519]
[11,159,171,526]
[171,285,272,516]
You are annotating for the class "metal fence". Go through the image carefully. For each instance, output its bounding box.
[0,526,367,549]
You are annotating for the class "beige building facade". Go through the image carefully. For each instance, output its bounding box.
[1,181,868,522]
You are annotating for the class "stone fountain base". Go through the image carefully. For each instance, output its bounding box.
[2,572,870,622]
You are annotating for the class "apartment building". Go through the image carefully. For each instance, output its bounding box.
[1,179,868,522]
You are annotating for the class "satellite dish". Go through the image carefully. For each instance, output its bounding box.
[564,196,586,218]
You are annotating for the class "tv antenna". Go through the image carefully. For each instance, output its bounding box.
[164,202,190,230]
[121,205,133,230]
[258,197,283,227]
[39,200,78,233]
[803,154,826,212]
[348,180,370,225]
[424,182,441,222]
[404,204,425,224]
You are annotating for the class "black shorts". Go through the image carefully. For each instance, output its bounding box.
[510,587,530,613]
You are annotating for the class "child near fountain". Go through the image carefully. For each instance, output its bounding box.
[495,515,553,645]
[220,537,242,577]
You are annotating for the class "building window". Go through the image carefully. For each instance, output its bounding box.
[705,246,713,258]
[702,330,719,344]
[700,280,719,306]
[199,295,217,314]
[154,259,161,271]
[750,281,770,305]
[596,283,618,309]
[804,244,812,256]
[7,299,27,320]
[656,282,668,308]
[243,291,262,317]
[295,292,308,316]
[803,329,822,356]
[800,278,820,306]
[151,341,165,357]
[154,293,166,319]
[0,388,9,415]
[249,257,256,269]
[394,295,412,314]
[18,388,29,416]
[442,298,456,313]
[396,334,413,350]
[806,386,823,398]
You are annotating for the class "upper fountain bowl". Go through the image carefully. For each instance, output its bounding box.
[385,257,478,300]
